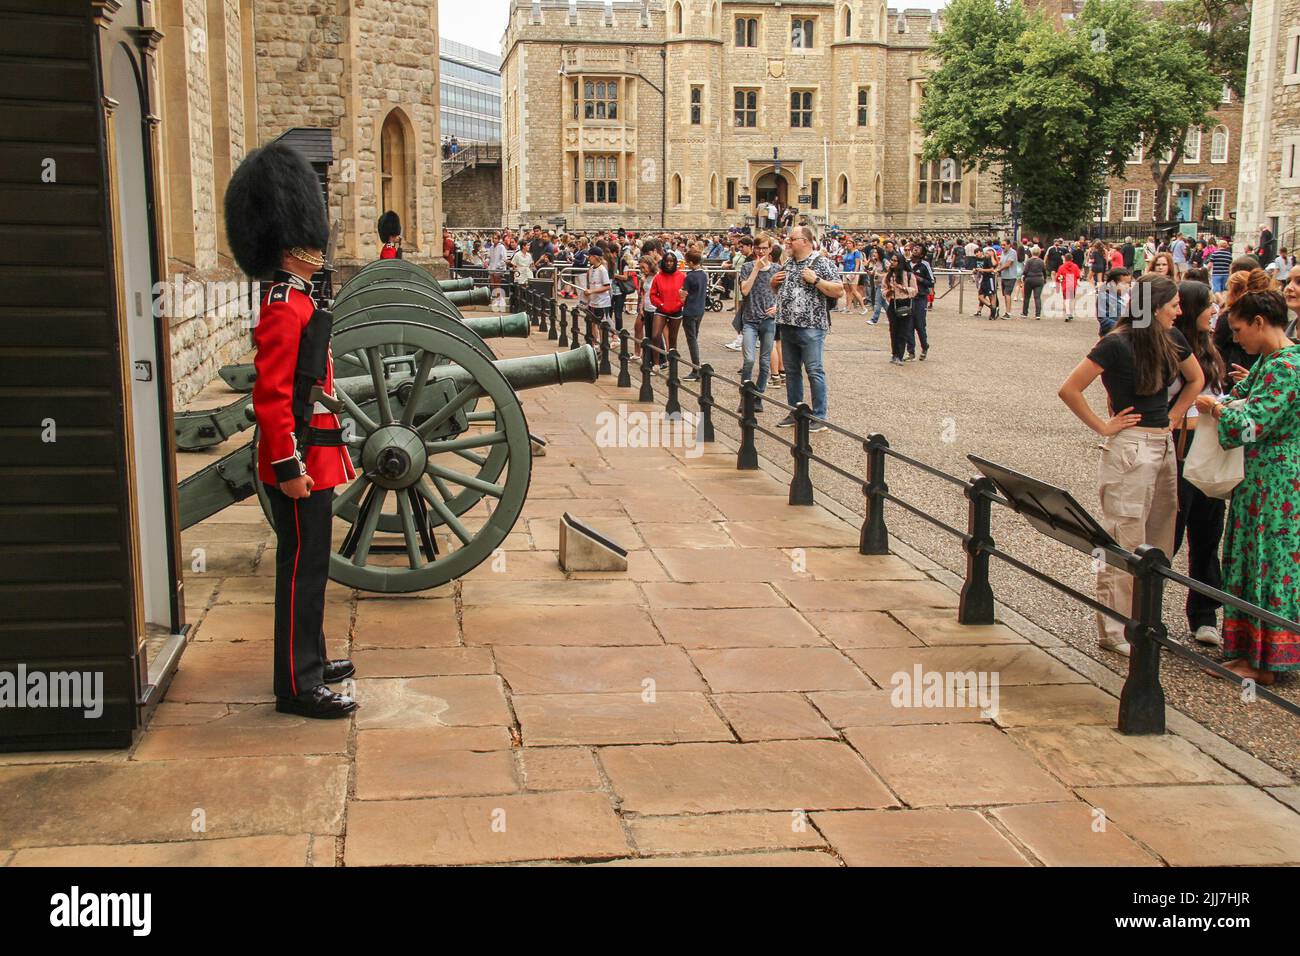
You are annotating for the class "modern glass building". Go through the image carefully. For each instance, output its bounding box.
[439,37,502,144]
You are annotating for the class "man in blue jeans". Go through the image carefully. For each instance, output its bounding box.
[768,226,843,430]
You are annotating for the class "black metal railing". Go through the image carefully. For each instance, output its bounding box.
[469,277,1300,735]
[619,333,1300,735]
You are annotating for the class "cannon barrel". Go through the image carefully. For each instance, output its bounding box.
[436,277,474,292]
[465,311,530,340]
[442,287,490,307]
[335,345,599,407]
[209,311,531,399]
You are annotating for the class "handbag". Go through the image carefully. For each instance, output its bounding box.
[892,297,912,320]
[1183,402,1245,499]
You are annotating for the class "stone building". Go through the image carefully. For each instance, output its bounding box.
[500,0,1003,232]
[152,0,444,403]
[1236,0,1300,255]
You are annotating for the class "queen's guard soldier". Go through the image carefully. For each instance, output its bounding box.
[225,144,360,719]
[378,211,403,259]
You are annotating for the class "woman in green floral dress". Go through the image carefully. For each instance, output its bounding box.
[1195,273,1300,685]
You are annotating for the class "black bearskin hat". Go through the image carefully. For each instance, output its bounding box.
[378,211,402,242]
[224,143,329,278]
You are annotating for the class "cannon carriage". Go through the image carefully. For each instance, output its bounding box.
[178,259,596,594]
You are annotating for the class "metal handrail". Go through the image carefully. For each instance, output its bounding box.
[603,319,1300,734]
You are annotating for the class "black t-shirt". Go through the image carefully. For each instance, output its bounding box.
[1087,328,1192,428]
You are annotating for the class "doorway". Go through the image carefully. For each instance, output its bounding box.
[1176,189,1193,222]
[755,171,789,209]
[110,45,179,667]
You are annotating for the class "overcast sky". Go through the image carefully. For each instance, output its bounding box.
[438,0,950,54]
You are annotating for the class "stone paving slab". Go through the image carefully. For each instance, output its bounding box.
[6,334,1296,867]
[345,792,629,866]
[812,809,1031,866]
[514,692,733,746]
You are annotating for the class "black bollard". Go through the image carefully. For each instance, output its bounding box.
[860,433,890,554]
[617,329,633,388]
[958,476,997,625]
[737,380,759,470]
[639,337,654,403]
[788,404,814,505]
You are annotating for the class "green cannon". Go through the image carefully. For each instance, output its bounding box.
[182,261,518,449]
[180,319,599,593]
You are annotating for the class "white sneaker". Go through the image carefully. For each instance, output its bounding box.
[1099,639,1131,657]
[1192,625,1223,647]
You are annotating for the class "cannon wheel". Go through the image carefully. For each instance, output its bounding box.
[256,320,532,594]
[332,310,508,533]
[336,259,439,300]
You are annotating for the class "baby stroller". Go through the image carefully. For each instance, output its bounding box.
[705,272,726,312]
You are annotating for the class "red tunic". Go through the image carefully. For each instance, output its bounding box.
[380,243,399,260]
[252,273,356,489]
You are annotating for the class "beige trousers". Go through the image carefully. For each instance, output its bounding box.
[1095,428,1178,645]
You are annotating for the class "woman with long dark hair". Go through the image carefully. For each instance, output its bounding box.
[1058,274,1205,655]
[1193,271,1300,684]
[882,252,918,366]
[1171,280,1228,646]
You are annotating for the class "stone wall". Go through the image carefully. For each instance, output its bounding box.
[443,165,504,227]
[1236,0,1300,253]
[159,0,445,403]
[502,0,1002,232]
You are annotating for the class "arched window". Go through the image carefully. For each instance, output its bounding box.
[878,6,886,37]
[838,174,849,205]
[843,5,852,37]
[710,173,718,207]
[381,110,411,246]
[672,173,683,206]
[874,173,882,210]
[1211,125,1229,163]
[672,1,683,34]
[711,1,719,32]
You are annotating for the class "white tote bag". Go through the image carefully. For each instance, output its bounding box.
[1183,402,1245,499]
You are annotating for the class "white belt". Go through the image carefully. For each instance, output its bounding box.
[312,402,331,415]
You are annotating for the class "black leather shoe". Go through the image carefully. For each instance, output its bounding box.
[276,685,359,719]
[323,659,356,683]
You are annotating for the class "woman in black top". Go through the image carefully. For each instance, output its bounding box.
[1058,274,1204,654]
[1021,247,1047,318]
[1169,280,1229,646]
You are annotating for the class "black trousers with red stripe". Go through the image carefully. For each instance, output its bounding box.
[265,484,334,699]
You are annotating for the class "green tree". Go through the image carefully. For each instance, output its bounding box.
[918,0,1224,235]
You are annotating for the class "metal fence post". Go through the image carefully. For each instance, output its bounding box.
[860,433,890,555]
[570,305,581,351]
[1118,545,1170,735]
[737,380,759,470]
[639,337,654,403]
[665,348,682,416]
[788,403,814,505]
[557,303,569,347]
[599,321,613,376]
[697,363,715,443]
[548,298,558,340]
[617,329,633,388]
[958,476,997,625]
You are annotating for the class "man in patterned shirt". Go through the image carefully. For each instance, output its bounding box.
[769,225,843,430]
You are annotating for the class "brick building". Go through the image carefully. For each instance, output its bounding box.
[1236,0,1300,256]
[500,0,1003,232]
[1030,0,1242,241]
